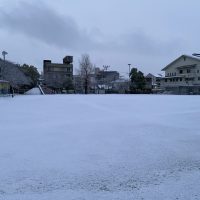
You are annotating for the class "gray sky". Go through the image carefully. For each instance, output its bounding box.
[0,0,199,76]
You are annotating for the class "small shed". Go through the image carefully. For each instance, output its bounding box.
[0,80,10,95]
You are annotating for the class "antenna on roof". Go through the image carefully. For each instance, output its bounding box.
[2,51,8,61]
[103,65,110,71]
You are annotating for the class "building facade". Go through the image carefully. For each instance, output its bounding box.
[73,68,121,94]
[162,55,200,94]
[43,56,73,91]
[146,73,163,93]
[95,68,120,85]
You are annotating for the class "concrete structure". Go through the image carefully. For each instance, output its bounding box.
[95,68,120,85]
[43,56,73,91]
[94,68,120,93]
[111,78,129,94]
[162,55,200,94]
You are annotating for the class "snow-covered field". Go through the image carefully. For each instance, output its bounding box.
[1,94,200,200]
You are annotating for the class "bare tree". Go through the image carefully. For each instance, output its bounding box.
[78,54,94,94]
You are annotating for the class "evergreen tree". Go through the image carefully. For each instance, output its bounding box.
[130,68,146,92]
[20,64,40,87]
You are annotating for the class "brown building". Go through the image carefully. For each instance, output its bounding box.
[43,56,73,91]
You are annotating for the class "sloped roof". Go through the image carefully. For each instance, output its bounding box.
[162,55,200,71]
[146,73,155,78]
[0,59,32,87]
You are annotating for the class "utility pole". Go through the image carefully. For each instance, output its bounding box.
[102,65,110,91]
[103,65,110,71]
[128,64,131,77]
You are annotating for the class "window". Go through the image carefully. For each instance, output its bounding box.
[180,78,182,81]
[187,69,191,73]
[197,70,200,73]
[198,77,200,81]
[165,79,167,82]
[185,77,194,81]
[179,70,183,74]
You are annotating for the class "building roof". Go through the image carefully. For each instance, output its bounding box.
[162,55,200,71]
[0,59,32,87]
[146,73,155,78]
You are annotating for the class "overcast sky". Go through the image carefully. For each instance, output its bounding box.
[0,0,199,76]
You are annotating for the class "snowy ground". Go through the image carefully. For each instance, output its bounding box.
[1,94,200,200]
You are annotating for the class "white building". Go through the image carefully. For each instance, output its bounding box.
[146,73,163,90]
[161,55,200,94]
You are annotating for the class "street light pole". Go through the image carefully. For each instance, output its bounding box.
[1,51,8,80]
[128,64,131,77]
[128,64,131,93]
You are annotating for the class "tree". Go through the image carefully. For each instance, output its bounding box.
[130,68,146,92]
[78,54,94,94]
[20,64,40,87]
[63,77,74,91]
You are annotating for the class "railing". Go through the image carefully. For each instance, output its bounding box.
[38,85,45,95]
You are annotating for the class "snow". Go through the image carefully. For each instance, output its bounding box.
[1,94,200,199]
[25,87,42,95]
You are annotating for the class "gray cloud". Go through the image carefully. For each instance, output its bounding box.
[98,31,185,58]
[0,1,92,50]
[0,0,189,74]
[0,1,183,57]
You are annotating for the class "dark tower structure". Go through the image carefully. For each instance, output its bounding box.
[43,56,73,90]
